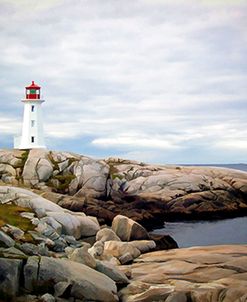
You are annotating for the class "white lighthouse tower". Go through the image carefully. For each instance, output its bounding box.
[14,81,46,149]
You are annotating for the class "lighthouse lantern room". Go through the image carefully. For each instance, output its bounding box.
[14,81,46,149]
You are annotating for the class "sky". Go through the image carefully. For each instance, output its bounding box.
[0,0,247,164]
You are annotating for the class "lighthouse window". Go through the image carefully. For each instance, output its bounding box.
[31,120,35,127]
[31,105,35,112]
[31,136,35,143]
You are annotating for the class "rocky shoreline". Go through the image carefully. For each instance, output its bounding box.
[1,149,247,301]
[0,185,247,301]
[0,149,247,229]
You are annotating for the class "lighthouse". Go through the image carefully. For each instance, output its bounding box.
[14,81,46,149]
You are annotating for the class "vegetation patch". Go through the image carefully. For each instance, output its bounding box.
[15,150,30,183]
[48,151,60,170]
[48,173,76,193]
[0,204,35,243]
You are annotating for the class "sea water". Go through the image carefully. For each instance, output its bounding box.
[152,216,247,247]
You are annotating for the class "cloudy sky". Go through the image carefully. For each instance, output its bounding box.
[0,0,247,164]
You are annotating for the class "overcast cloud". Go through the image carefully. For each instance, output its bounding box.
[0,0,246,164]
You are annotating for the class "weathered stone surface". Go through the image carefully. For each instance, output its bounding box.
[0,230,15,247]
[112,215,149,241]
[3,224,25,240]
[40,293,55,302]
[46,211,82,239]
[96,228,121,243]
[76,215,100,237]
[0,246,27,259]
[88,240,105,259]
[106,160,247,227]
[120,245,247,302]
[96,260,129,285]
[1,149,247,227]
[25,256,118,301]
[0,258,23,298]
[36,158,53,182]
[0,163,16,177]
[149,233,178,250]
[68,244,96,268]
[129,240,156,254]
[22,149,49,186]
[104,241,141,261]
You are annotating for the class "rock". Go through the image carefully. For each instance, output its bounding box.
[24,256,40,291]
[54,281,71,298]
[22,149,49,186]
[104,241,141,260]
[75,215,100,237]
[149,233,178,250]
[96,260,129,285]
[1,149,247,228]
[165,292,187,302]
[112,215,149,241]
[0,230,15,247]
[88,240,104,259]
[68,245,96,268]
[35,221,60,241]
[40,293,55,302]
[0,163,16,177]
[46,211,82,239]
[24,256,118,301]
[18,243,49,256]
[63,235,80,246]
[130,240,156,253]
[0,186,64,214]
[119,252,134,264]
[96,228,121,242]
[40,217,62,235]
[53,237,68,252]
[0,258,23,298]
[36,158,53,182]
[28,231,55,247]
[0,246,27,259]
[120,245,247,302]
[3,224,25,240]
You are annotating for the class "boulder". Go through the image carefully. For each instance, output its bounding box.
[149,233,178,250]
[119,252,134,265]
[112,215,149,241]
[3,224,25,240]
[96,260,129,285]
[68,244,96,268]
[40,217,62,235]
[24,256,118,301]
[0,258,23,298]
[18,243,49,256]
[96,228,121,243]
[76,215,100,237]
[45,211,82,239]
[129,240,156,253]
[36,158,53,182]
[0,230,15,247]
[0,163,16,177]
[22,149,49,186]
[0,247,27,259]
[88,240,105,259]
[40,293,55,302]
[103,241,141,260]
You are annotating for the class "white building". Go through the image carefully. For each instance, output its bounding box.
[14,81,46,149]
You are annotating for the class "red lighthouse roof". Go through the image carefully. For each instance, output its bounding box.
[25,81,40,89]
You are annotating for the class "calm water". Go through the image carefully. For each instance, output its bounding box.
[153,217,247,248]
